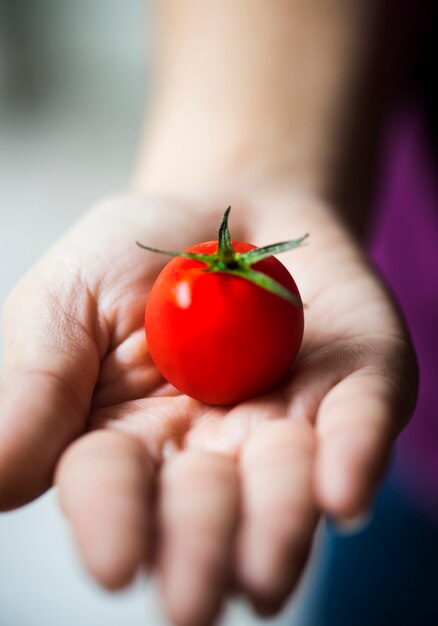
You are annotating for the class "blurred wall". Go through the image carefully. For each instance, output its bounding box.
[0,0,151,351]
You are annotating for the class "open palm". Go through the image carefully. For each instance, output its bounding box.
[0,193,417,625]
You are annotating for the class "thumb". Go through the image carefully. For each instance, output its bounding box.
[0,267,105,509]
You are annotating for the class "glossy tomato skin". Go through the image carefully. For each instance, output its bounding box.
[145,241,304,405]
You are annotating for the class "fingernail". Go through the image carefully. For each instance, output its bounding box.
[252,596,285,618]
[162,439,180,461]
[330,509,373,535]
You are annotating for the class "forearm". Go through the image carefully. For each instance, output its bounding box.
[134,0,373,205]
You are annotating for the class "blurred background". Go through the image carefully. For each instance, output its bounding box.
[0,0,147,303]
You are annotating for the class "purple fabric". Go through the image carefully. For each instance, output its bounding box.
[367,105,438,518]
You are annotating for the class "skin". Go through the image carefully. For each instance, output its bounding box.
[0,1,418,625]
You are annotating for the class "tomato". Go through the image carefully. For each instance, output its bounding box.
[139,208,306,405]
[145,242,303,404]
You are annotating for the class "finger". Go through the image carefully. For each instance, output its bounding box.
[159,450,238,626]
[315,371,410,518]
[55,430,154,590]
[0,273,104,509]
[236,420,318,614]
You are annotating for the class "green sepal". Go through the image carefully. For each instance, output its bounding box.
[208,266,301,306]
[236,234,309,264]
[135,242,212,265]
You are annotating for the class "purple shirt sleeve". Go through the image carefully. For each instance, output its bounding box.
[367,105,438,518]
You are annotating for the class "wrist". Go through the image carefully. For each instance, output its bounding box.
[132,105,334,202]
[132,0,372,226]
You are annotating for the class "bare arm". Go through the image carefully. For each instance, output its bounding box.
[135,0,373,207]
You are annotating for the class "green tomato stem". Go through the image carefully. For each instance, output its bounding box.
[217,205,233,257]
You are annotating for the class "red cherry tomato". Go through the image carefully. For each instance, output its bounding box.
[145,239,304,405]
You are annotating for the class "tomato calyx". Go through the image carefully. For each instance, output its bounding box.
[136,207,308,306]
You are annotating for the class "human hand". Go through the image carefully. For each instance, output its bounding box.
[0,192,417,625]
